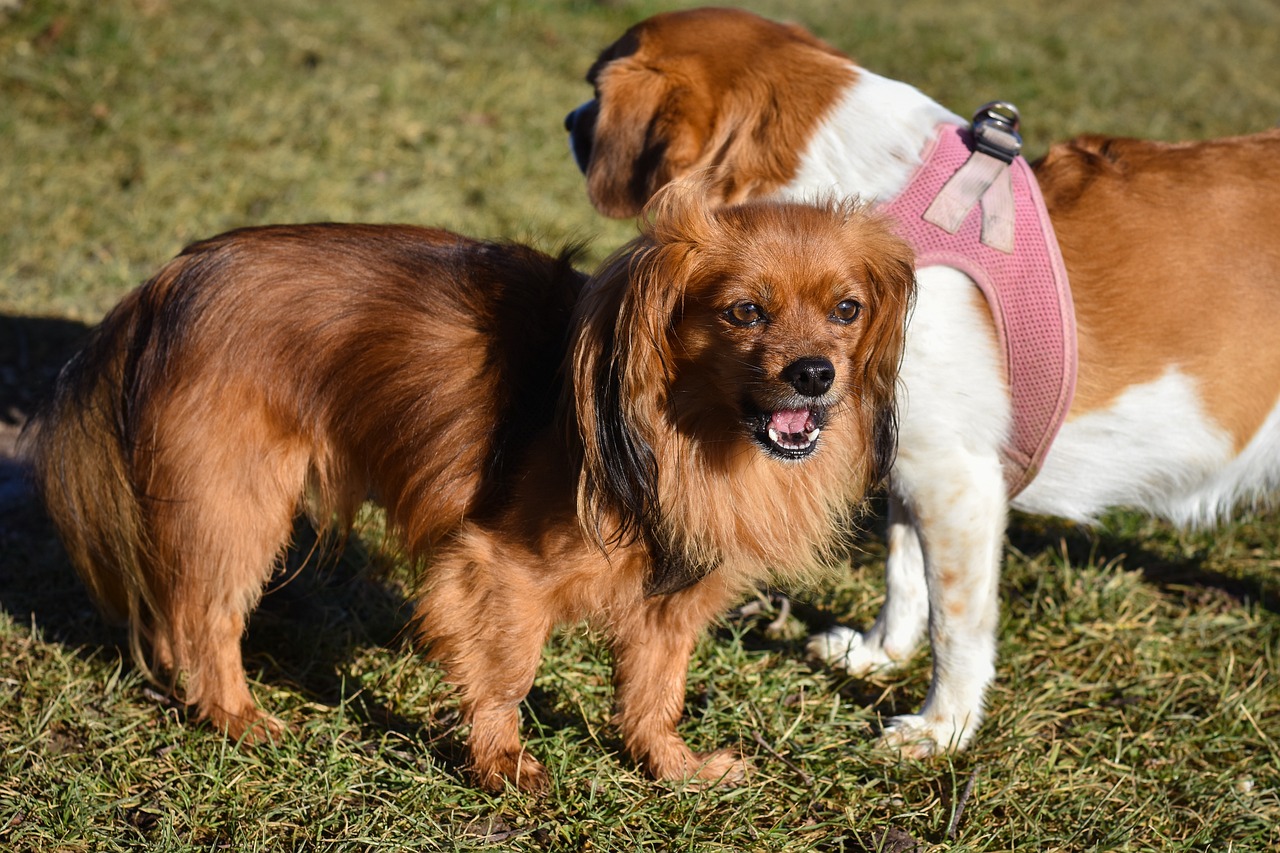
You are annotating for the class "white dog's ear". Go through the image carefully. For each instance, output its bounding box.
[584,63,713,219]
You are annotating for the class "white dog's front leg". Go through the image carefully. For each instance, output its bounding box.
[880,449,1007,757]
[807,495,929,674]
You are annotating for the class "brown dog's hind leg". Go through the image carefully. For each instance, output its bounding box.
[416,536,555,793]
[174,600,283,742]
[144,414,312,743]
[610,578,750,787]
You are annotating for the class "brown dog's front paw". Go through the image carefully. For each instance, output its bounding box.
[685,748,750,788]
[470,749,550,795]
[647,745,751,789]
[208,705,287,746]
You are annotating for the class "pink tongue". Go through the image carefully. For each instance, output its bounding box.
[770,408,811,434]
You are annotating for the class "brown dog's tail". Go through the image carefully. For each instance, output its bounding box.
[27,287,163,670]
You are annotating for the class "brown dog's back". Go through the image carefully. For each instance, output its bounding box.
[29,224,582,737]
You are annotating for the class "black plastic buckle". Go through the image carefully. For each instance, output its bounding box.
[971,101,1022,163]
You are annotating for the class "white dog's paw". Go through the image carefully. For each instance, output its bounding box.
[878,714,975,759]
[806,626,900,676]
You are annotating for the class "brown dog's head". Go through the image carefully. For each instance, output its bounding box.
[564,7,854,218]
[573,183,914,593]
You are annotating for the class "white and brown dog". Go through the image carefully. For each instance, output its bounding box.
[565,6,1280,757]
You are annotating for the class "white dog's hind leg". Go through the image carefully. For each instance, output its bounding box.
[807,495,929,674]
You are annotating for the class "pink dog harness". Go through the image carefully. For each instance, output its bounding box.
[878,114,1077,496]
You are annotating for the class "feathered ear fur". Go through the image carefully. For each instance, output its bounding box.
[579,8,856,218]
[847,219,916,484]
[572,180,716,563]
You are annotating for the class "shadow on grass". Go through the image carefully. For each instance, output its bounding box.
[2,487,484,775]
[0,314,88,424]
[0,313,89,510]
[0,313,101,644]
[6,493,489,762]
[756,494,1280,725]
[1005,511,1280,615]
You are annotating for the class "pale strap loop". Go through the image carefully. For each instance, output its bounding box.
[922,150,1016,253]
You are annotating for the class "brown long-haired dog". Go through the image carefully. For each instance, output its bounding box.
[30,188,914,792]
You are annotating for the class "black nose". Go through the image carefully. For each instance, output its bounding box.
[565,100,598,174]
[565,100,594,133]
[783,357,835,398]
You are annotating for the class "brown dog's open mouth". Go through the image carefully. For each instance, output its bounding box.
[749,405,828,459]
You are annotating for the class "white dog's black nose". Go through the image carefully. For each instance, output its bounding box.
[565,100,598,173]
[783,357,835,398]
[563,104,582,132]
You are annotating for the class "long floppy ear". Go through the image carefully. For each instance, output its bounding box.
[572,181,715,558]
[585,58,713,219]
[846,217,917,484]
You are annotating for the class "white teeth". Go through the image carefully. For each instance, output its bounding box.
[767,426,821,451]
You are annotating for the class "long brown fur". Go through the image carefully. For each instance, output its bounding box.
[30,192,914,792]
[31,223,582,743]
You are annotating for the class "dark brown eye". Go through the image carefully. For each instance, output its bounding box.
[831,299,862,325]
[725,302,766,327]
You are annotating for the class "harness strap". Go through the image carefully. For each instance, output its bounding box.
[878,106,1077,497]
[924,151,1016,252]
[924,102,1023,253]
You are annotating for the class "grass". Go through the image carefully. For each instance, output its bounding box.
[2,0,1279,850]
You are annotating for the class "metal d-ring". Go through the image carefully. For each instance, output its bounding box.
[971,101,1023,163]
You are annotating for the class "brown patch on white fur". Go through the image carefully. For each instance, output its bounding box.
[1034,131,1280,448]
[31,198,914,792]
[575,7,854,217]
